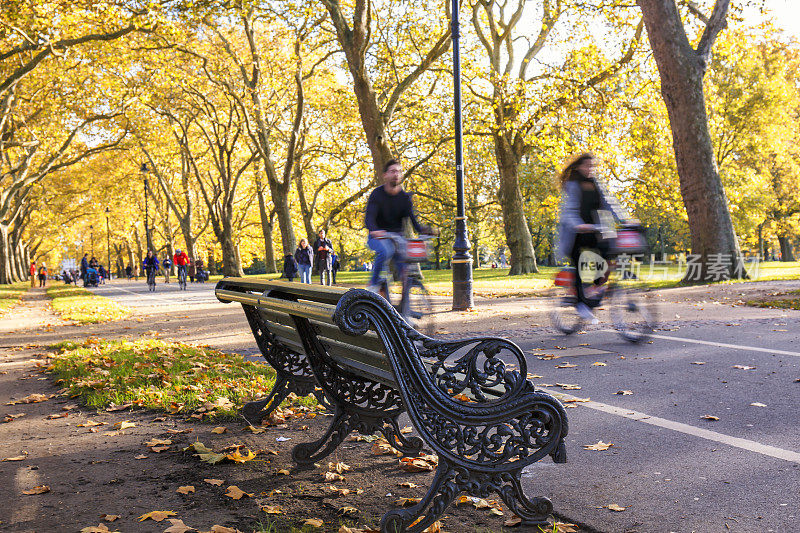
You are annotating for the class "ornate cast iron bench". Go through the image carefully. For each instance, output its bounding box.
[215,278,568,532]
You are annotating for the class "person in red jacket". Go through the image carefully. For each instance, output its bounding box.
[29,261,37,288]
[173,249,190,281]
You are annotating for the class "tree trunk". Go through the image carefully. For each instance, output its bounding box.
[218,219,244,277]
[494,138,538,275]
[778,235,795,262]
[638,0,744,281]
[255,182,277,274]
[0,224,15,284]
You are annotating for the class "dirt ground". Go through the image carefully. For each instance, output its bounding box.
[1,280,797,533]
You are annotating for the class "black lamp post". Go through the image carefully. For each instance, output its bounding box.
[105,207,111,278]
[89,225,94,257]
[450,0,474,310]
[140,162,154,252]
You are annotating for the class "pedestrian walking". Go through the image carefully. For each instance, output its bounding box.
[29,260,37,288]
[188,259,196,283]
[294,239,313,284]
[331,252,340,285]
[313,229,334,285]
[38,263,48,287]
[162,256,172,283]
[282,253,298,281]
[125,264,132,280]
[80,253,89,282]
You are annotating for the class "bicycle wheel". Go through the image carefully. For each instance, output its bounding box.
[550,295,584,335]
[402,279,435,337]
[147,271,156,292]
[608,283,656,343]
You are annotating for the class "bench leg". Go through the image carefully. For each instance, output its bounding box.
[241,375,291,426]
[379,416,424,457]
[497,469,553,527]
[291,406,355,465]
[380,462,458,533]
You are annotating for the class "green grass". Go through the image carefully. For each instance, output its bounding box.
[214,260,799,298]
[47,339,293,418]
[0,281,29,317]
[47,283,131,323]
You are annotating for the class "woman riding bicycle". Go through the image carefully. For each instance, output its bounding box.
[556,153,635,323]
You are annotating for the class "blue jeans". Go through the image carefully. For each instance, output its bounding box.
[367,235,404,287]
[298,264,312,284]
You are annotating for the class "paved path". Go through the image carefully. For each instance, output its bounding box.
[26,278,800,532]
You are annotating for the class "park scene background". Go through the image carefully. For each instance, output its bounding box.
[2,2,800,533]
[1,0,799,284]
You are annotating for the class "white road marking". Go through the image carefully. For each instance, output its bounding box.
[540,388,800,464]
[608,330,800,358]
[91,285,215,307]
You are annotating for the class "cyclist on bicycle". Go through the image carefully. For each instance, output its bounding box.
[173,249,190,281]
[556,153,634,322]
[364,158,434,293]
[142,251,160,284]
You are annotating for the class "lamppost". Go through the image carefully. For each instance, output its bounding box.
[140,162,154,252]
[450,0,474,310]
[105,207,111,279]
[89,225,94,257]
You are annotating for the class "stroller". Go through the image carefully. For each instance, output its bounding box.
[84,267,99,287]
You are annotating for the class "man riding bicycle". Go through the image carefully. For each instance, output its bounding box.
[173,249,190,281]
[365,158,435,293]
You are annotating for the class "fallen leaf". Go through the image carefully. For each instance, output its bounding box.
[328,461,351,473]
[701,415,720,421]
[504,515,522,527]
[176,485,195,494]
[304,519,324,528]
[592,362,607,367]
[372,438,401,457]
[225,485,252,500]
[114,421,135,430]
[242,425,265,434]
[150,446,170,453]
[163,518,196,533]
[555,363,577,369]
[134,454,148,460]
[399,454,438,472]
[47,413,68,419]
[145,438,172,447]
[276,469,291,475]
[210,526,240,533]
[7,393,48,405]
[204,478,224,486]
[77,420,105,427]
[732,365,756,370]
[615,390,633,395]
[750,402,767,407]
[556,383,582,390]
[395,497,422,507]
[211,426,227,434]
[337,506,360,518]
[100,514,119,522]
[584,441,614,451]
[324,472,345,482]
[138,510,177,522]
[397,482,419,488]
[80,525,120,533]
[691,361,705,365]
[22,485,50,495]
[563,397,590,403]
[554,522,580,533]
[106,403,132,412]
[489,508,504,516]
[226,448,257,463]
[400,426,413,434]
[3,453,28,461]
[607,503,626,512]
[262,505,282,514]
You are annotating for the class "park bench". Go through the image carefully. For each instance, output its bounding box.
[215,278,568,532]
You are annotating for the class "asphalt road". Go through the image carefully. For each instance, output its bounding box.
[90,279,800,533]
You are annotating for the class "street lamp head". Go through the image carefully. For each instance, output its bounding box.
[105,207,110,214]
[140,162,149,173]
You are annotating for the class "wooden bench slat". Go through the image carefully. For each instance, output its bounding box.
[218,277,348,304]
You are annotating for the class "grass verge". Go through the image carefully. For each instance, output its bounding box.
[746,289,800,310]
[0,281,29,317]
[46,283,131,323]
[46,339,311,419]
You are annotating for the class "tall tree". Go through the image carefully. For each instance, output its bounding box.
[637,0,744,280]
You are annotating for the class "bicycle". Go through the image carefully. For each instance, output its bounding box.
[550,223,657,343]
[374,232,436,336]
[177,265,187,290]
[146,267,157,292]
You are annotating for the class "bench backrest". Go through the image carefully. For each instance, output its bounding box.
[216,278,394,384]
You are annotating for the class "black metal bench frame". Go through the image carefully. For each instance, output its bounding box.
[216,278,568,533]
